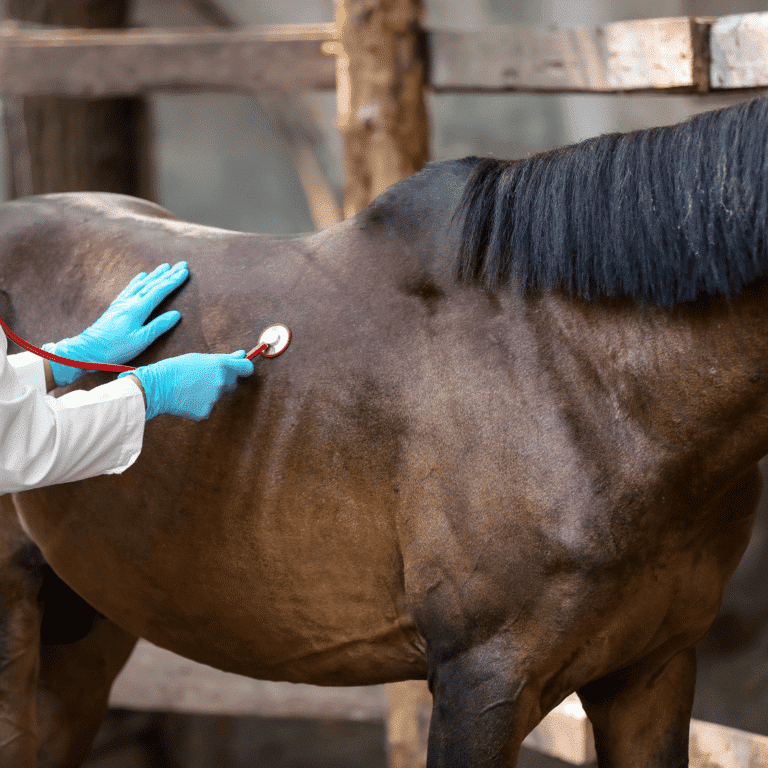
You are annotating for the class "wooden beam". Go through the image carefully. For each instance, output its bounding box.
[430,16,710,93]
[386,680,431,768]
[690,718,768,768]
[4,14,768,97]
[109,639,387,721]
[0,23,337,96]
[522,694,596,765]
[710,12,768,89]
[334,0,429,218]
[525,694,768,768]
[4,0,155,201]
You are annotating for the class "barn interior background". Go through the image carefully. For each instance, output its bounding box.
[3,0,768,766]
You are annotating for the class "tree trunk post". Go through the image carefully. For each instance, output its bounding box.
[333,0,429,218]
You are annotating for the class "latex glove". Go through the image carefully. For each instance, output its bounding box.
[45,262,189,387]
[120,351,255,421]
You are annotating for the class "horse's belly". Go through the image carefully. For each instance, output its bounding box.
[138,605,429,686]
[95,562,430,685]
[15,477,429,687]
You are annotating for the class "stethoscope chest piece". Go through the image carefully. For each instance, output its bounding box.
[255,324,291,358]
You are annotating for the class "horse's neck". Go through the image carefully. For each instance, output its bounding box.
[542,287,768,499]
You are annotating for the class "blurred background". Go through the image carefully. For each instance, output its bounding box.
[4,0,766,232]
[3,0,768,766]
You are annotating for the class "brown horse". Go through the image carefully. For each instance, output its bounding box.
[2,96,768,767]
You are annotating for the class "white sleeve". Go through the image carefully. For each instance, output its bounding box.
[0,332,145,494]
[7,350,47,392]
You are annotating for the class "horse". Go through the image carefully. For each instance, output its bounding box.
[1,94,767,767]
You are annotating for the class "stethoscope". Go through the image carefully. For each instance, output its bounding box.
[0,317,291,373]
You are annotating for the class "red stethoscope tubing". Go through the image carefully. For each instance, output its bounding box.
[0,317,273,372]
[245,343,268,360]
[0,316,136,372]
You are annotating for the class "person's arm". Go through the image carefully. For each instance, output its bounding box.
[0,345,146,494]
[1,343,255,494]
[43,356,146,407]
[12,347,147,409]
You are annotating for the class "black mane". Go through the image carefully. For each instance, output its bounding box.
[453,96,768,307]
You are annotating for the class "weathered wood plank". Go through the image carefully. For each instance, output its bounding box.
[522,693,768,768]
[109,639,387,721]
[3,1,154,200]
[0,23,337,95]
[430,17,705,93]
[4,14,768,97]
[334,0,428,218]
[522,694,596,765]
[386,680,431,768]
[522,693,768,767]
[710,12,768,89]
[690,718,768,768]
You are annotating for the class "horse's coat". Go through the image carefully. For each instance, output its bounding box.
[1,97,767,767]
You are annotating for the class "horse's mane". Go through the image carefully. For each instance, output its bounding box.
[453,96,768,307]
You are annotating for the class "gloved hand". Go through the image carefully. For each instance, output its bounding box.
[45,262,189,387]
[120,351,255,421]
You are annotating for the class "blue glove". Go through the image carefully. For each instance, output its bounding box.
[119,351,255,421]
[45,262,189,387]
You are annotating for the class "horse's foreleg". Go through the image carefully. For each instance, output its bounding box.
[426,641,534,768]
[578,646,696,768]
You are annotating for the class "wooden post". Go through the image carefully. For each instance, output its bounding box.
[386,678,432,768]
[333,0,429,218]
[4,0,153,200]
[332,1,430,765]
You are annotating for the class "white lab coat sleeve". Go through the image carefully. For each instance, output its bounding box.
[0,333,145,494]
[7,350,48,392]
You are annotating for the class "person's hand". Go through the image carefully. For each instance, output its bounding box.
[119,351,254,421]
[45,262,189,387]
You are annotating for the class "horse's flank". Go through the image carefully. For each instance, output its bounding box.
[4,171,765,682]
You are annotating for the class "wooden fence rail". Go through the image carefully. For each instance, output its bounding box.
[0,22,338,95]
[4,12,768,97]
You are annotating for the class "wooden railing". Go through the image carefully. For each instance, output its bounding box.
[3,12,768,97]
